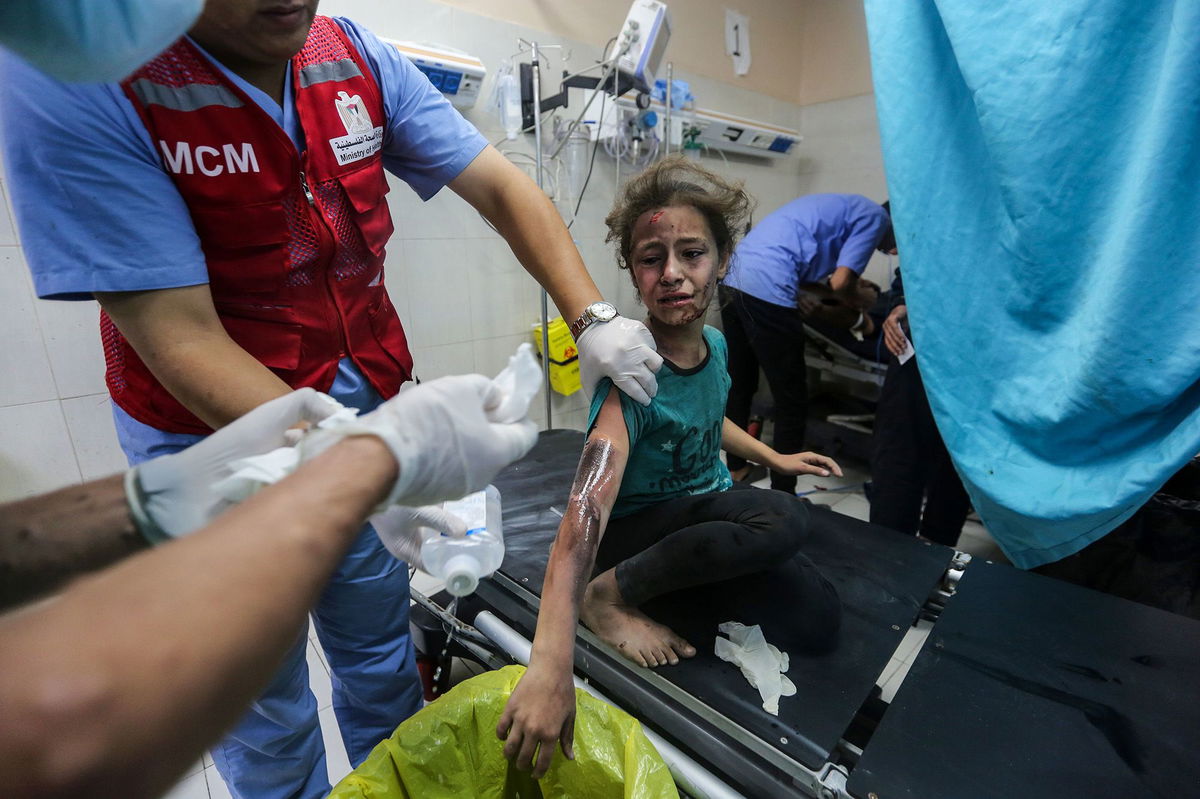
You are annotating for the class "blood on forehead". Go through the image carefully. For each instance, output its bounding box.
[649,210,665,225]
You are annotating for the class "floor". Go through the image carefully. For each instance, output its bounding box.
[165,458,1010,797]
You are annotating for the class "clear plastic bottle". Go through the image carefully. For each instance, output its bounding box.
[560,121,593,202]
[494,62,522,141]
[420,485,504,597]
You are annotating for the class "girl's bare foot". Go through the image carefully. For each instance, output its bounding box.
[580,569,695,668]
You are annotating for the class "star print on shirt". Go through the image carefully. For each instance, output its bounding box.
[661,440,675,452]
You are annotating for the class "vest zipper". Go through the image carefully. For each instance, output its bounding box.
[299,168,349,359]
[299,171,315,205]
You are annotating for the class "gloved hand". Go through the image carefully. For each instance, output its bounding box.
[304,373,539,508]
[370,504,467,569]
[126,388,346,544]
[576,316,663,406]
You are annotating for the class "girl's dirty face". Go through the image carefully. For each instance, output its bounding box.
[629,205,725,327]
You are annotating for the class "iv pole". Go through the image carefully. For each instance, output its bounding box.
[512,38,560,430]
[518,35,634,430]
[529,42,553,430]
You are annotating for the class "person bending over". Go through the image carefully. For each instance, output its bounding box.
[496,158,843,778]
[721,194,895,490]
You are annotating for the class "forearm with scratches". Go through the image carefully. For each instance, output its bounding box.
[546,437,621,600]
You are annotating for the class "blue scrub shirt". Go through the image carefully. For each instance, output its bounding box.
[0,16,487,301]
[723,193,889,308]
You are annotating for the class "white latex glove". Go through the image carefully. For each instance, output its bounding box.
[370,504,467,570]
[126,388,346,543]
[714,621,796,716]
[304,373,539,508]
[576,316,663,406]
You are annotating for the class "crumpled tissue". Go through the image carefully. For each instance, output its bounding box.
[211,445,301,503]
[714,621,796,715]
[487,343,542,424]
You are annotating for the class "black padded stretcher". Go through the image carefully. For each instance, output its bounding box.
[848,560,1200,799]
[443,431,1200,798]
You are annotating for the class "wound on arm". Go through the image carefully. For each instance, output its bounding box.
[554,436,621,571]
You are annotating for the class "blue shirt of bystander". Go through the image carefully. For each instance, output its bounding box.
[722,193,889,308]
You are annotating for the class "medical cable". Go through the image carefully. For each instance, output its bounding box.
[566,91,605,231]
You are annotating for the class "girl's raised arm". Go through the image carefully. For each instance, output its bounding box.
[496,389,630,778]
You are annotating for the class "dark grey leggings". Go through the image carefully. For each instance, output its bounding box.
[595,485,841,651]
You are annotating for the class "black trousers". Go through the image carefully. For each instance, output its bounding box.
[868,357,970,547]
[721,287,809,494]
[595,485,841,652]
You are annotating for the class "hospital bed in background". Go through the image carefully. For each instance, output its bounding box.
[801,320,886,463]
[803,321,888,390]
[412,431,1200,799]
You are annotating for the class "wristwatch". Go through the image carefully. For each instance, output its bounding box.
[568,301,618,339]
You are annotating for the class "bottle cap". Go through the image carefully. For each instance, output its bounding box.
[443,554,481,597]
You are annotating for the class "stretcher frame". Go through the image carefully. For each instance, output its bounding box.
[802,323,887,389]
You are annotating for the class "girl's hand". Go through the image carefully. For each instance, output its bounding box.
[497,664,577,780]
[772,452,843,478]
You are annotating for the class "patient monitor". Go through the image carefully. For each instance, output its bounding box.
[615,0,672,94]
[519,0,671,131]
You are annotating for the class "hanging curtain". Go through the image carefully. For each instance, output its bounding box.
[863,0,1200,567]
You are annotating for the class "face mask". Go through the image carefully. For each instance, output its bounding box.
[2,0,203,82]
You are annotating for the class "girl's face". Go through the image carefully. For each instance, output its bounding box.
[629,205,727,328]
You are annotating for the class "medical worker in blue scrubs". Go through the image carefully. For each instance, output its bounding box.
[0,2,660,797]
[721,194,895,494]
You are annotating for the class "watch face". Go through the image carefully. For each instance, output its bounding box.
[592,302,617,322]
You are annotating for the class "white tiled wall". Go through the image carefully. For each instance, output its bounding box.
[0,176,88,500]
[0,1,889,503]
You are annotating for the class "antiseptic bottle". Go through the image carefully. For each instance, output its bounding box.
[420,484,504,597]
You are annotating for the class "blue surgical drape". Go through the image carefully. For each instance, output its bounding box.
[864,1,1200,567]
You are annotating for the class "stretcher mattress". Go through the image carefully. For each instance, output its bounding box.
[847,560,1200,799]
[480,431,954,773]
[453,431,1200,797]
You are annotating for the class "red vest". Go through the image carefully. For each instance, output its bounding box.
[111,16,412,433]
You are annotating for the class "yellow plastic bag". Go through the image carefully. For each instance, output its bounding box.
[328,665,678,799]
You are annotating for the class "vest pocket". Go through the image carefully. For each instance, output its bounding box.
[339,163,394,256]
[191,201,292,294]
[366,288,412,378]
[216,305,303,373]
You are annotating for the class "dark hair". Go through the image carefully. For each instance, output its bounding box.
[605,156,753,276]
[876,199,896,253]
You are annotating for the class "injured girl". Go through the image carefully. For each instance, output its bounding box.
[497,157,843,778]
